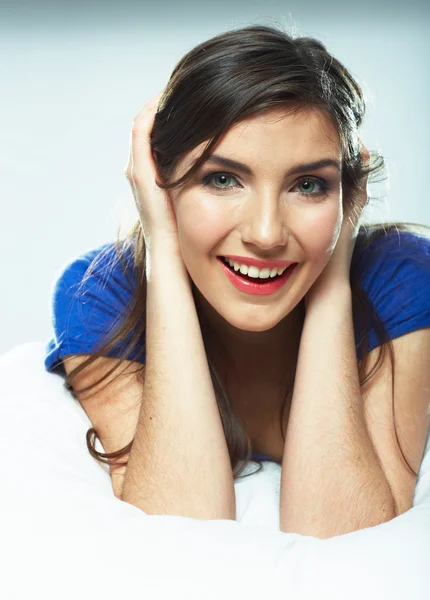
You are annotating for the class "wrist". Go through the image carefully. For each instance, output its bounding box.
[145,236,189,280]
[305,278,351,312]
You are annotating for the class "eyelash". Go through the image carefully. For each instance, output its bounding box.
[200,171,331,198]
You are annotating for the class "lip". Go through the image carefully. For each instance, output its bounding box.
[217,257,297,296]
[219,255,295,270]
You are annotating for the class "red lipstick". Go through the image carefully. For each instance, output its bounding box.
[217,257,297,296]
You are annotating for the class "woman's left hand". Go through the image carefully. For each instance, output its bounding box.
[304,143,370,307]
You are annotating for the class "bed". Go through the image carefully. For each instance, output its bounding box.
[1,342,429,599]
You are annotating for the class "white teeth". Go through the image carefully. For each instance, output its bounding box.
[222,257,287,279]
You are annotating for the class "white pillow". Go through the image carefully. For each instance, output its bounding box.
[1,342,429,600]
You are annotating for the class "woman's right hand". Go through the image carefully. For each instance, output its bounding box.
[125,90,181,253]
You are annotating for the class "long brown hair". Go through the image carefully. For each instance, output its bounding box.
[64,24,429,481]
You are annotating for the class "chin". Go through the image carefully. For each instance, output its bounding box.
[224,312,284,333]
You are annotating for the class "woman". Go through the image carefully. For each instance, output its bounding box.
[44,24,430,538]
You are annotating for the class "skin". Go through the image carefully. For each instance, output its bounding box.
[165,105,369,431]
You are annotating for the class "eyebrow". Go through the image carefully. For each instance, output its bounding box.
[195,154,341,177]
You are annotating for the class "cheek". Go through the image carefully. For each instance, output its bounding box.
[297,204,342,257]
[175,200,226,256]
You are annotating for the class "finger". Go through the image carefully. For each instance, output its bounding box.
[357,138,370,163]
[356,139,370,196]
[127,90,165,185]
[133,88,165,123]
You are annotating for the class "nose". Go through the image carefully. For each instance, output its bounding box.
[241,193,289,251]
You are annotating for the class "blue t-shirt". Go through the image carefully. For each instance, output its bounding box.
[44,229,430,464]
[45,238,146,372]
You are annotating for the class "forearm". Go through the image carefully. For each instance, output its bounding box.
[121,240,236,520]
[280,284,396,538]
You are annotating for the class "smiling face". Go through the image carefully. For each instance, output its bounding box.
[168,105,343,357]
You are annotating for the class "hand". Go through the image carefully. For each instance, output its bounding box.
[125,90,181,253]
[304,143,370,308]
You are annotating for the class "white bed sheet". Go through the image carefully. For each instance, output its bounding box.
[1,342,429,599]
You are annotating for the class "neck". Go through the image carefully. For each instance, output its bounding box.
[193,285,305,387]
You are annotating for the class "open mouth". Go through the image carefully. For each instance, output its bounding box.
[217,257,293,283]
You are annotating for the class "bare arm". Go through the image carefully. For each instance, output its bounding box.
[279,284,396,538]
[121,240,236,520]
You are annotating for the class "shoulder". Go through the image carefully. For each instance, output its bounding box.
[49,238,138,322]
[352,225,430,274]
[351,225,430,297]
[351,225,430,356]
[54,238,137,294]
[45,237,142,373]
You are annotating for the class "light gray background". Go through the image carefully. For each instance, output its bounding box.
[1,0,429,354]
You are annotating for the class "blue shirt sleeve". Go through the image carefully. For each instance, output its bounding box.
[352,229,430,360]
[44,239,146,374]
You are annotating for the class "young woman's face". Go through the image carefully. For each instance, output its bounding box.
[169,106,343,335]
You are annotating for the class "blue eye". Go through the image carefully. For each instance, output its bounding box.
[295,178,330,197]
[201,171,240,191]
[200,171,331,198]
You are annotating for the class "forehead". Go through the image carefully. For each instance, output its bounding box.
[186,106,341,166]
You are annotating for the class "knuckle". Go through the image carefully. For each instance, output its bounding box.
[131,113,149,134]
[131,124,142,137]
